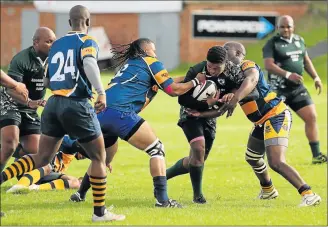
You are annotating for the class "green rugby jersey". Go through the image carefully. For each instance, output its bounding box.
[7,46,47,113]
[262,33,307,90]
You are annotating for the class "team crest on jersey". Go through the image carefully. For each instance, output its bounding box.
[217,78,225,85]
[294,41,301,48]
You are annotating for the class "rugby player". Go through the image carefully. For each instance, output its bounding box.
[263,15,326,164]
[0,28,55,172]
[166,46,240,204]
[187,42,322,207]
[1,5,125,222]
[69,37,206,208]
[0,70,29,217]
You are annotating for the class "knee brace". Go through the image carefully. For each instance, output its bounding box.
[245,148,267,174]
[144,139,165,159]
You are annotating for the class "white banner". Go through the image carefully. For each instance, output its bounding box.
[33,1,183,13]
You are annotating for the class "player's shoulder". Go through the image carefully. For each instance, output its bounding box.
[143,56,161,66]
[240,60,257,71]
[191,61,206,73]
[79,34,99,45]
[293,34,305,43]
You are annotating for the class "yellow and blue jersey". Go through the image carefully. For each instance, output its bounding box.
[238,60,286,125]
[106,56,174,113]
[47,32,99,98]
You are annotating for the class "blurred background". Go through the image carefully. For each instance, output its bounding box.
[0,0,327,80]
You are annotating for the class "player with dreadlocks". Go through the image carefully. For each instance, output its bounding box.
[70,38,206,208]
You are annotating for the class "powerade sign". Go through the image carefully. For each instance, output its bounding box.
[193,12,277,40]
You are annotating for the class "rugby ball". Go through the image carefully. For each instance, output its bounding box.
[192,80,217,101]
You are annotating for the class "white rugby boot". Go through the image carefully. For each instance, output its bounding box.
[257,188,279,200]
[298,193,321,207]
[92,206,125,222]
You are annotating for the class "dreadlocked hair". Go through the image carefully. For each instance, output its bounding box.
[110,38,153,69]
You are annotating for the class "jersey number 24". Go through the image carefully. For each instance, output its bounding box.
[50,49,76,82]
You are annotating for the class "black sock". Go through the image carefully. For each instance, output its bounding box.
[78,172,91,199]
[260,179,272,187]
[298,184,312,195]
[153,176,169,203]
[166,158,189,180]
[309,142,320,157]
[189,164,204,198]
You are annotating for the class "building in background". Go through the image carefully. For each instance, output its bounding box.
[1,1,310,68]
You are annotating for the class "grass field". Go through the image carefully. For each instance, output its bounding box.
[1,2,327,225]
[1,73,327,225]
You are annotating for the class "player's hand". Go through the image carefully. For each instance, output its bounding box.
[37,99,47,107]
[288,73,303,84]
[11,82,28,100]
[314,78,322,95]
[206,91,220,106]
[217,97,238,118]
[27,99,46,109]
[218,93,234,103]
[195,72,206,84]
[185,108,201,117]
[95,94,106,113]
[107,164,113,173]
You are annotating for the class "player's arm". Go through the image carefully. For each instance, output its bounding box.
[81,38,106,112]
[6,58,31,104]
[172,75,185,83]
[304,52,322,94]
[0,69,28,100]
[263,39,303,83]
[178,68,214,110]
[149,60,205,97]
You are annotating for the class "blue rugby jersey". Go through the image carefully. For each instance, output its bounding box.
[106,56,174,113]
[47,32,99,98]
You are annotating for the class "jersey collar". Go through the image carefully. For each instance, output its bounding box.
[279,34,294,44]
[30,46,48,67]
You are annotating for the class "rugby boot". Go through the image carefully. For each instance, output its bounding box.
[92,206,125,222]
[257,188,279,200]
[312,153,327,164]
[193,194,207,204]
[155,199,183,208]
[69,192,85,202]
[299,193,321,207]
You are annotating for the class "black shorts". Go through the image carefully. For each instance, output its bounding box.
[276,85,313,112]
[0,110,41,136]
[179,118,216,156]
[41,96,102,143]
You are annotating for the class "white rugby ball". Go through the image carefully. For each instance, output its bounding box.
[192,80,217,101]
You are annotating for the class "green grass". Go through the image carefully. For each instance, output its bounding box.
[1,73,327,225]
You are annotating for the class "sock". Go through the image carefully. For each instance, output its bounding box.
[17,167,45,187]
[39,179,70,190]
[78,172,91,199]
[0,155,35,184]
[153,176,169,203]
[0,164,6,173]
[166,158,189,180]
[189,164,204,198]
[260,179,275,193]
[90,175,107,217]
[309,142,321,157]
[298,184,313,196]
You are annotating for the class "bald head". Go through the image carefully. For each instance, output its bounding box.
[278,15,294,27]
[69,5,90,31]
[33,27,55,42]
[32,27,56,59]
[277,15,294,39]
[223,41,246,65]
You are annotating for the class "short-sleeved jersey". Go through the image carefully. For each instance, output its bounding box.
[7,46,47,113]
[178,60,239,125]
[262,33,307,90]
[233,60,286,125]
[106,56,174,113]
[47,32,99,98]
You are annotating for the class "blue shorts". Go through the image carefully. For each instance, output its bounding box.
[41,95,102,143]
[97,107,144,146]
